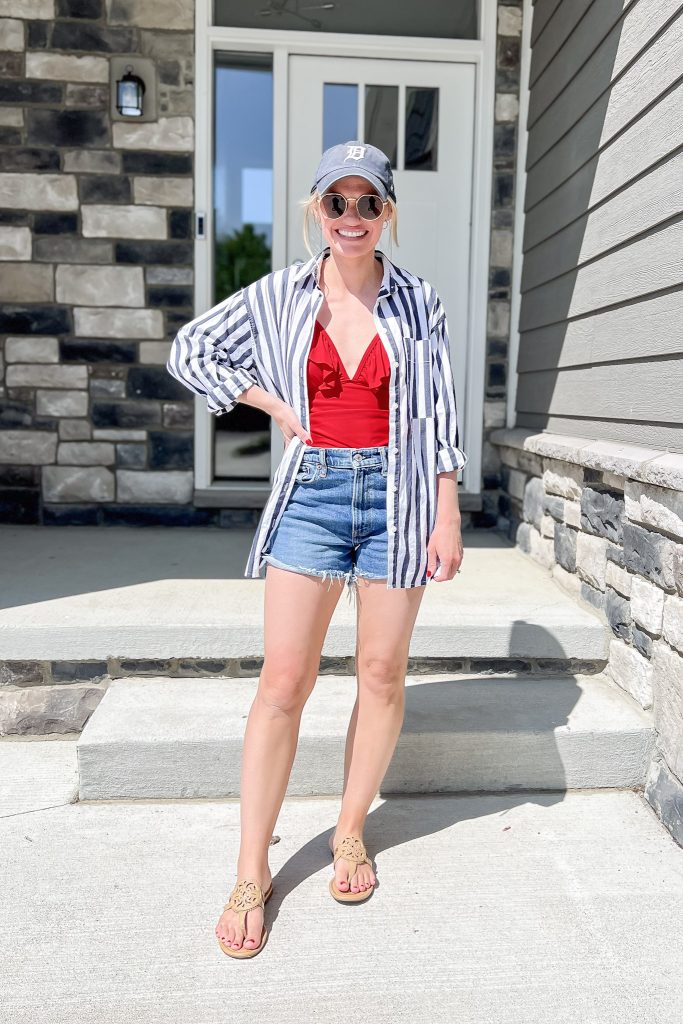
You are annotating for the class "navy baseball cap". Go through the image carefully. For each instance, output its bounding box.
[311,140,396,203]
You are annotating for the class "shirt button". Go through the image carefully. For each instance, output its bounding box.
[393,484,398,492]
[393,446,398,454]
[392,402,398,410]
[389,524,396,533]
[393,360,399,368]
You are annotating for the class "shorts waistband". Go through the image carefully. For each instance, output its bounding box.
[303,444,389,471]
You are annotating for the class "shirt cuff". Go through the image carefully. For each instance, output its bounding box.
[436,445,468,474]
[205,367,258,415]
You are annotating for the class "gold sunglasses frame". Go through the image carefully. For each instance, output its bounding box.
[316,193,389,222]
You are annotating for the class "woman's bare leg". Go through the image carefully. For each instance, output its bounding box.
[216,564,345,951]
[330,578,426,893]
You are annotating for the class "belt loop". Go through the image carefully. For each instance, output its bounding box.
[319,447,327,470]
[380,446,388,475]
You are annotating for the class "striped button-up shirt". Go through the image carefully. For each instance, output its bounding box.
[166,245,468,589]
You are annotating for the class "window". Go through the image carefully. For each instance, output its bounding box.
[323,83,357,150]
[365,85,398,166]
[213,0,478,39]
[405,87,439,170]
[321,81,439,172]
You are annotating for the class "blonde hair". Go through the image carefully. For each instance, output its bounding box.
[299,190,399,258]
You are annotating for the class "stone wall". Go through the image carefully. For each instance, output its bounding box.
[477,1,522,528]
[0,0,197,524]
[0,1,523,523]
[491,426,683,845]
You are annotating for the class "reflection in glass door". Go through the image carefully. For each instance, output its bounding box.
[212,52,273,482]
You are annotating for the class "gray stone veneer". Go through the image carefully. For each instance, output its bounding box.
[491,426,683,846]
[0,0,197,525]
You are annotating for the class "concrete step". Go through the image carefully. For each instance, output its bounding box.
[0,526,608,665]
[77,672,653,800]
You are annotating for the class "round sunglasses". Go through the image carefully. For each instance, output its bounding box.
[318,192,388,222]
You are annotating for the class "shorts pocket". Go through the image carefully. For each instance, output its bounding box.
[294,459,321,484]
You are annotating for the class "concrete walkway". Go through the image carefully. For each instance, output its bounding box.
[2,742,682,1023]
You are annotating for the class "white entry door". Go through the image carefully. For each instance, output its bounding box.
[287,55,475,438]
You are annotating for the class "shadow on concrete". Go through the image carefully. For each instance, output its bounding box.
[0,524,514,609]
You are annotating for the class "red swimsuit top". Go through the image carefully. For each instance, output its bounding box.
[306,320,390,447]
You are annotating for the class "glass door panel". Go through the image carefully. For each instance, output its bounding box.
[364,85,398,166]
[405,87,439,170]
[212,52,273,482]
[323,83,358,150]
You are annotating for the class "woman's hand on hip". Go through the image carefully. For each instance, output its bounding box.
[272,401,311,447]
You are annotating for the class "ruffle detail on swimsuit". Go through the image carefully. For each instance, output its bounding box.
[311,326,389,394]
[311,331,343,397]
[361,338,391,392]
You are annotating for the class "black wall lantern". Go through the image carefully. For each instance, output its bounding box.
[116,65,145,117]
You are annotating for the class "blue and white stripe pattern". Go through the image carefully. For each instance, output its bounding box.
[166,245,468,589]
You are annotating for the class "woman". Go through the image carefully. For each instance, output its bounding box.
[167,140,467,959]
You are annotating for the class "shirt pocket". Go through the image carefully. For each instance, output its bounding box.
[410,413,436,465]
[404,335,433,418]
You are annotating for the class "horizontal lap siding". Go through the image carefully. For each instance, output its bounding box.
[521,153,683,291]
[520,221,683,331]
[517,292,683,373]
[527,0,673,144]
[516,358,683,423]
[513,415,683,452]
[523,84,683,248]
[525,11,683,207]
[528,0,627,115]
[530,0,563,47]
[517,0,683,453]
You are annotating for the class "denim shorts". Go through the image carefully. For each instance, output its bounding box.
[261,445,389,606]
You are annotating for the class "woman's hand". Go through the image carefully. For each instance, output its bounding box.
[426,515,463,582]
[272,399,311,448]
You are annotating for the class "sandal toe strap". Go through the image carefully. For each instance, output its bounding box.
[333,836,370,866]
[224,879,265,930]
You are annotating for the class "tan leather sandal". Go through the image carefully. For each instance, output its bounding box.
[329,836,375,903]
[217,878,273,959]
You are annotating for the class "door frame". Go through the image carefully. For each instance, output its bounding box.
[192,0,496,501]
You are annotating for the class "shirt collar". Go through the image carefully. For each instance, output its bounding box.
[290,245,417,297]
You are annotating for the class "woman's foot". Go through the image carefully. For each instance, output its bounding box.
[329,832,376,894]
[215,869,272,951]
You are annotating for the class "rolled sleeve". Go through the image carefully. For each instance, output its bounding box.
[166,288,259,416]
[430,297,468,474]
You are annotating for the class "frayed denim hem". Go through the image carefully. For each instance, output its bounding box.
[261,555,386,607]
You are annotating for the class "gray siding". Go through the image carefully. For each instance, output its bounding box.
[516,0,683,452]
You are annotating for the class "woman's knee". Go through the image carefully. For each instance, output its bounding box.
[258,661,316,715]
[357,655,406,702]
